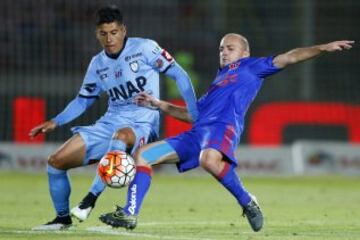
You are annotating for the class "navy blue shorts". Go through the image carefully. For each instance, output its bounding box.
[166,123,239,172]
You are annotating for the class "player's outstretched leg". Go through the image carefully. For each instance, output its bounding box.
[99,166,153,230]
[32,165,72,231]
[216,162,263,231]
[71,173,104,222]
[200,150,263,232]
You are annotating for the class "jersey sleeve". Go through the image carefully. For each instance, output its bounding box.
[52,96,96,126]
[142,39,175,73]
[78,57,102,98]
[249,56,282,78]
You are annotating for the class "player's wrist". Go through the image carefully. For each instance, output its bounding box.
[50,118,60,127]
[150,98,161,108]
[318,44,328,52]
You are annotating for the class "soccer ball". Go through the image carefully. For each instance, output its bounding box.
[97,151,136,188]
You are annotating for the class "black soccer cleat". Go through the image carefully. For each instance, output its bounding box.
[99,206,137,230]
[32,215,72,231]
[242,194,263,232]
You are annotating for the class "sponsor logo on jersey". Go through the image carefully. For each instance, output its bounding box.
[96,67,109,80]
[114,65,122,79]
[96,67,109,74]
[115,71,122,79]
[125,52,142,62]
[100,74,108,80]
[129,61,139,73]
[108,76,147,101]
[161,50,173,62]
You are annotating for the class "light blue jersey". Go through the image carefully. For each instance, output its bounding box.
[52,37,197,164]
[79,37,175,135]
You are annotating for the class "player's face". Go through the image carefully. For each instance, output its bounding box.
[219,36,249,68]
[96,22,126,55]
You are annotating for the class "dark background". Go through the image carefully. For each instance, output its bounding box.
[0,0,359,143]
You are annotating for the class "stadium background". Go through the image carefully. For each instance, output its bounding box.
[0,0,359,144]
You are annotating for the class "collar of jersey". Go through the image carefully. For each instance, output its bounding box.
[218,57,249,75]
[105,37,128,60]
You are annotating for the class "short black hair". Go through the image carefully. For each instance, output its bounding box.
[95,5,123,26]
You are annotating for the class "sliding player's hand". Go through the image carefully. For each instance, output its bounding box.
[135,92,160,110]
[320,40,354,52]
[29,120,57,139]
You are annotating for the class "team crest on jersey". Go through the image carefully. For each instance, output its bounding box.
[129,61,139,73]
[229,62,240,70]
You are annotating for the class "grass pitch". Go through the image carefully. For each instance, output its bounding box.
[0,171,359,240]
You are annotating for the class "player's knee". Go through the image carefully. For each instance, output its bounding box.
[112,128,135,144]
[200,157,216,172]
[199,150,222,174]
[113,131,126,140]
[48,153,66,170]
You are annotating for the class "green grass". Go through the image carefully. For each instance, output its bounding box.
[0,172,359,240]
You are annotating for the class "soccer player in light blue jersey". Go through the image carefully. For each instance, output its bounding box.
[29,6,198,230]
[99,33,354,231]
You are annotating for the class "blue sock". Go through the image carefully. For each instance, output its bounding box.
[216,162,251,207]
[89,172,106,196]
[107,139,126,152]
[47,164,71,216]
[124,166,152,216]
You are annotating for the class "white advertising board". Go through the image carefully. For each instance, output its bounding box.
[292,141,360,175]
[1,141,360,175]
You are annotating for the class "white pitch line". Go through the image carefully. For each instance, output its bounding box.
[86,226,213,240]
[4,228,360,238]
[0,226,214,240]
[1,221,236,240]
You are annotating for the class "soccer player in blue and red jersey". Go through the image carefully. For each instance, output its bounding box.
[29,6,198,230]
[99,33,354,231]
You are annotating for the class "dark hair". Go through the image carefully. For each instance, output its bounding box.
[95,5,123,26]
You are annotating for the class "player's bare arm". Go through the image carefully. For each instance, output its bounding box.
[135,92,192,123]
[273,40,354,68]
[29,120,57,138]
